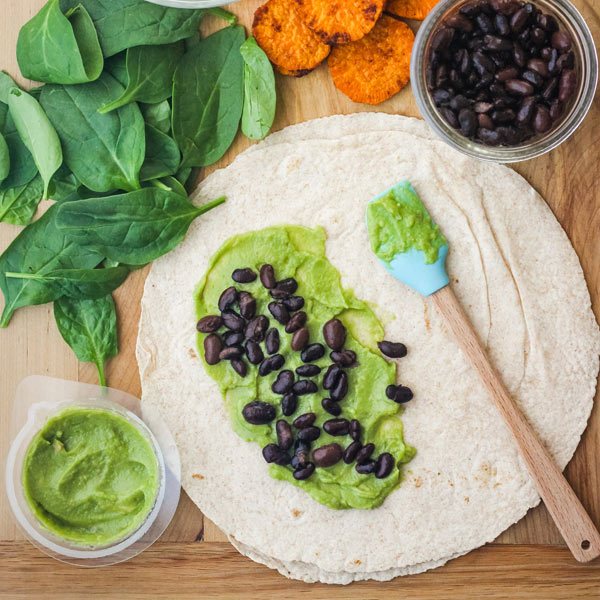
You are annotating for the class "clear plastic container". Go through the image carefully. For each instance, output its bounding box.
[4,376,181,567]
[410,0,598,162]
[145,0,240,8]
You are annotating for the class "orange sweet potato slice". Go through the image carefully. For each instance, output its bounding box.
[252,0,331,72]
[386,0,440,21]
[328,16,415,105]
[293,0,385,44]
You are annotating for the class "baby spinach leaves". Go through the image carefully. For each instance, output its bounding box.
[0,202,103,327]
[0,175,43,226]
[172,26,245,168]
[141,100,171,134]
[0,132,9,185]
[17,0,103,85]
[59,0,204,58]
[56,188,225,264]
[240,36,276,141]
[140,124,180,182]
[40,72,145,192]
[99,42,184,113]
[0,103,37,191]
[8,88,63,199]
[54,294,118,386]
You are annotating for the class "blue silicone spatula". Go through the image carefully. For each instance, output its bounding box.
[367,181,600,563]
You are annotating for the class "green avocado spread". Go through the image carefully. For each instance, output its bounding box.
[195,226,415,510]
[367,182,447,265]
[23,408,159,545]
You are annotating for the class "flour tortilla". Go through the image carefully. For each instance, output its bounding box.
[137,114,599,583]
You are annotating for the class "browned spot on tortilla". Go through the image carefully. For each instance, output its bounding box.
[291,508,303,518]
[414,476,423,488]
[189,348,197,359]
[465,496,470,503]
[192,474,205,480]
[353,559,362,565]
[423,301,431,331]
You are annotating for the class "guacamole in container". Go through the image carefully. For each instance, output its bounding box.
[22,407,160,546]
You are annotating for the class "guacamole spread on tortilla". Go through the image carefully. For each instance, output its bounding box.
[195,225,415,510]
[23,408,159,545]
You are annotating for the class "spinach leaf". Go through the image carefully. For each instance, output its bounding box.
[0,175,43,225]
[0,102,37,190]
[0,202,103,327]
[17,0,103,84]
[99,42,184,113]
[0,131,9,184]
[0,72,22,104]
[8,88,63,199]
[104,52,128,86]
[147,175,187,198]
[240,36,276,141]
[140,124,180,182]
[6,266,128,299]
[49,164,80,201]
[141,100,171,134]
[172,26,245,168]
[56,188,225,264]
[206,7,237,24]
[59,0,204,57]
[40,72,145,192]
[54,294,117,386]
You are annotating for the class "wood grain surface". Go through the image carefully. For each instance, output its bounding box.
[1,0,599,597]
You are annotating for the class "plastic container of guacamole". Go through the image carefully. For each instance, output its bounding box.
[4,376,181,567]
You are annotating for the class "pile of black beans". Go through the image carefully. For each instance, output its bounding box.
[196,264,413,482]
[426,0,578,145]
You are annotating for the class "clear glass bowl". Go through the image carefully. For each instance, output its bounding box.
[4,376,181,567]
[145,0,240,7]
[410,0,598,162]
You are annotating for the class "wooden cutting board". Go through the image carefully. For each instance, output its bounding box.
[1,1,599,597]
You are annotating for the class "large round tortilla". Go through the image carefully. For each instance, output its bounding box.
[137,114,599,583]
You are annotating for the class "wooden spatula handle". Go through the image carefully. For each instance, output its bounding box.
[431,284,600,563]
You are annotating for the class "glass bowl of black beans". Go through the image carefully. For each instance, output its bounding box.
[410,0,597,162]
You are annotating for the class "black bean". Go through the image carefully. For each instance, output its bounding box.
[243,401,276,425]
[330,371,349,402]
[478,127,504,144]
[527,57,549,76]
[281,393,298,416]
[436,64,450,89]
[440,106,459,128]
[238,291,256,320]
[197,315,223,333]
[490,0,519,14]
[323,418,350,436]
[258,354,284,376]
[231,359,247,377]
[459,108,477,136]
[291,327,309,351]
[386,384,414,403]
[460,1,482,17]
[265,328,280,355]
[431,26,454,51]
[476,13,494,34]
[268,301,290,325]
[323,318,347,351]
[542,77,558,100]
[447,13,474,31]
[276,420,293,451]
[349,419,361,442]
[483,34,512,50]
[517,95,536,123]
[513,42,527,67]
[219,345,244,360]
[232,268,257,283]
[298,426,320,442]
[271,278,298,299]
[491,108,516,123]
[510,7,529,33]
[496,125,523,144]
[323,364,342,390]
[474,100,493,113]
[377,341,408,359]
[530,27,546,45]
[533,104,552,132]
[522,69,544,88]
[272,370,294,394]
[343,440,362,464]
[223,332,244,347]
[426,64,436,90]
[293,463,315,480]
[313,443,343,468]
[356,460,376,475]
[494,13,510,35]
[259,264,276,289]
[282,296,304,311]
[551,30,571,51]
[450,94,472,110]
[549,98,563,120]
[556,51,574,71]
[245,315,269,341]
[449,68,464,89]
[285,311,307,333]
[321,397,342,416]
[540,46,553,60]
[473,51,495,75]
[505,79,534,95]
[204,334,222,365]
[222,310,245,332]
[263,444,291,465]
[478,113,495,129]
[496,66,518,82]
[296,364,321,377]
[558,69,577,102]
[301,343,325,363]
[330,349,358,367]
[355,443,375,464]
[293,380,318,395]
[537,12,557,32]
[293,413,316,429]
[245,339,264,365]
[218,286,238,312]
[375,453,395,479]
[291,454,308,469]
[458,49,472,75]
